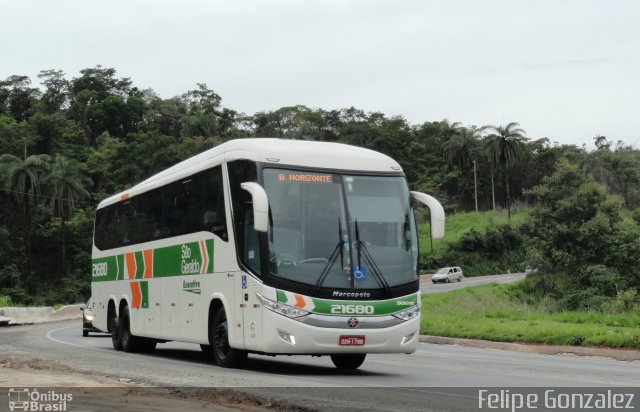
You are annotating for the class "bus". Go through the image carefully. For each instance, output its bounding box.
[91,138,445,369]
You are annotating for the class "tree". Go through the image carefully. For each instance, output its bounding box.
[442,128,478,176]
[42,155,92,275]
[438,119,464,143]
[522,159,640,309]
[179,83,223,138]
[0,75,41,121]
[68,66,133,143]
[0,153,51,208]
[483,122,527,220]
[0,153,51,277]
[37,69,69,114]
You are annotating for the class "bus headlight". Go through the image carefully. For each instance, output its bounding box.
[392,305,420,321]
[256,293,310,319]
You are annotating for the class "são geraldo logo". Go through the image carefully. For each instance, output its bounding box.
[8,388,72,411]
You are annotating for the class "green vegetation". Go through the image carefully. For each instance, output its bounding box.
[0,295,13,307]
[418,209,529,276]
[421,283,640,349]
[1,66,640,305]
[521,159,640,310]
[418,209,527,254]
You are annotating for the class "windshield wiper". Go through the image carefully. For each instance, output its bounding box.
[355,220,392,297]
[311,218,343,295]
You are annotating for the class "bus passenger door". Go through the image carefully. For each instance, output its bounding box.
[241,206,263,351]
[241,272,263,351]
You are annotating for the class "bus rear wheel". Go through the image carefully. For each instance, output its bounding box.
[210,307,247,368]
[330,354,366,370]
[110,310,123,351]
[119,306,156,353]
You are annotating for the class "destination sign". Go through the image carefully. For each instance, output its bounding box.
[278,173,333,183]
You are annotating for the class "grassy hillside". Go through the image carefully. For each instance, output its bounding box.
[417,209,528,254]
[421,283,640,349]
[417,209,529,275]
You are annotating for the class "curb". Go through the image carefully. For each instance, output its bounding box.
[420,335,640,362]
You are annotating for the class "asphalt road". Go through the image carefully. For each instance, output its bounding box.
[420,272,526,294]
[1,319,638,411]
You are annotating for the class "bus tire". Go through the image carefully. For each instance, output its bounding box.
[139,338,157,353]
[200,344,212,353]
[330,354,366,370]
[210,307,247,368]
[120,306,143,353]
[111,313,123,351]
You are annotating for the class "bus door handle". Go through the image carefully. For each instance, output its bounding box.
[244,293,248,301]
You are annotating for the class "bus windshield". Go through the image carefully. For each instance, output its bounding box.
[263,168,418,290]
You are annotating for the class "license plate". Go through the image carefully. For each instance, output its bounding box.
[339,335,365,346]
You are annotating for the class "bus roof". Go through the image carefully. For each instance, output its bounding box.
[97,138,403,209]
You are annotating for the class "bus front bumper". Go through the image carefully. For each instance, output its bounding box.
[260,309,420,354]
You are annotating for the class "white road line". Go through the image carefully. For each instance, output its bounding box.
[45,325,89,349]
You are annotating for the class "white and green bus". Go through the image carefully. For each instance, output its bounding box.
[91,138,444,369]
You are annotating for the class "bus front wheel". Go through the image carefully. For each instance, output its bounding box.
[210,307,247,368]
[330,354,366,370]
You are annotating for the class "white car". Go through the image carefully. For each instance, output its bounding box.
[432,267,464,283]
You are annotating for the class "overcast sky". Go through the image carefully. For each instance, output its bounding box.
[2,0,639,148]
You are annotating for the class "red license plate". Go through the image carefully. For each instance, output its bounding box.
[339,335,365,346]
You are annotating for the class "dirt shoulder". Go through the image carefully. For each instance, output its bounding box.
[420,335,640,362]
[0,355,301,412]
[0,355,129,387]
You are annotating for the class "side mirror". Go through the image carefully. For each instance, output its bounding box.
[410,191,445,239]
[241,182,270,232]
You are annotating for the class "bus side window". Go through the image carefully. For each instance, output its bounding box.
[202,166,228,241]
[119,200,135,245]
[227,160,261,276]
[243,205,261,274]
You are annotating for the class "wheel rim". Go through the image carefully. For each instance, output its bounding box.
[214,320,230,360]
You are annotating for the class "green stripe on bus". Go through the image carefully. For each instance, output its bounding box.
[135,251,145,279]
[276,290,418,316]
[92,239,215,282]
[207,240,214,273]
[310,293,417,316]
[276,290,288,303]
[91,255,118,281]
[140,281,149,309]
[117,254,125,280]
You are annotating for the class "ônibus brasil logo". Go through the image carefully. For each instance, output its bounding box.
[8,388,72,411]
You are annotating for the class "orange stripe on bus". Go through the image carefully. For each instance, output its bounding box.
[130,282,142,309]
[125,252,136,279]
[294,293,305,308]
[143,249,153,278]
[200,240,207,274]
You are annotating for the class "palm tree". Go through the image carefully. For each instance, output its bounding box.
[439,119,464,144]
[442,128,478,175]
[43,156,93,275]
[483,122,527,221]
[0,154,51,207]
[0,153,51,276]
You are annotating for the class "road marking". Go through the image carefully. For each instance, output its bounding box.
[45,325,89,349]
